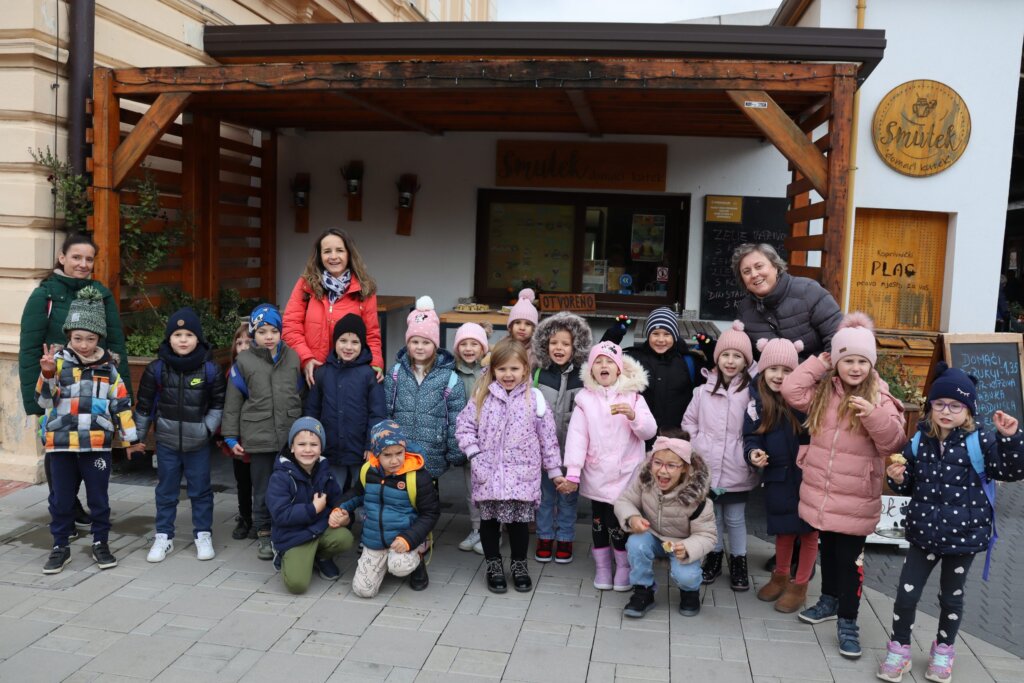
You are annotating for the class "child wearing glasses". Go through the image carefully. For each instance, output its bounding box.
[876,363,1024,683]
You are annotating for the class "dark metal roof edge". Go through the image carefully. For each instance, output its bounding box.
[204,22,885,81]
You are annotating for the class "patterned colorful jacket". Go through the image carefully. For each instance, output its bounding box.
[36,347,138,453]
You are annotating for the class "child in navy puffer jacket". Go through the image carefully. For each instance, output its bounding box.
[878,364,1024,683]
[305,314,386,491]
[336,420,440,597]
[266,417,354,595]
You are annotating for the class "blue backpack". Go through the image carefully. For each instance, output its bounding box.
[908,430,998,580]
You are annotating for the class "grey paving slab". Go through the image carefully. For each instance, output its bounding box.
[69,594,162,633]
[31,623,126,656]
[592,625,670,668]
[438,612,523,653]
[0,583,38,612]
[0,615,56,658]
[449,647,510,678]
[746,639,833,681]
[201,609,297,650]
[239,651,341,682]
[157,584,251,619]
[346,624,438,669]
[669,656,754,683]
[327,657,395,681]
[84,633,192,678]
[503,639,592,682]
[295,597,381,634]
[0,646,91,682]
[524,591,599,627]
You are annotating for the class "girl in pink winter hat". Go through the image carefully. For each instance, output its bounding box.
[683,320,757,592]
[452,321,491,554]
[780,312,907,660]
[507,289,539,359]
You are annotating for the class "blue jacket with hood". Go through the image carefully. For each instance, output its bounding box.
[266,453,343,555]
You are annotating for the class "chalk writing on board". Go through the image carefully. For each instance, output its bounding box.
[948,342,1024,426]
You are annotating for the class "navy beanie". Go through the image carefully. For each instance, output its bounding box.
[644,307,680,342]
[333,313,367,347]
[165,307,205,343]
[927,362,978,416]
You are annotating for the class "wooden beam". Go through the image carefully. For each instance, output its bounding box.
[785,201,826,224]
[91,68,121,301]
[788,265,821,281]
[565,90,601,137]
[111,59,838,95]
[726,89,829,197]
[259,130,277,303]
[821,64,857,301]
[112,92,191,189]
[786,175,816,197]
[328,92,441,135]
[798,98,831,133]
[785,234,826,252]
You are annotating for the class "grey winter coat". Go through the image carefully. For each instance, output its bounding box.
[222,344,305,454]
[614,453,718,563]
[531,312,592,451]
[736,272,842,361]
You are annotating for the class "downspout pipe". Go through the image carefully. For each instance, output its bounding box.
[68,0,95,177]
[842,0,866,310]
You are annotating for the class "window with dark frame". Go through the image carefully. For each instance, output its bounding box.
[474,189,689,308]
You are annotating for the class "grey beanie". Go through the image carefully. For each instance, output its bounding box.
[63,286,107,338]
[288,416,326,450]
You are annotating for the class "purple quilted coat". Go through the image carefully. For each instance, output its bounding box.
[456,381,562,506]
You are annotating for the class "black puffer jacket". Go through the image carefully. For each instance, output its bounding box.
[134,351,226,453]
[624,342,707,440]
[736,272,842,361]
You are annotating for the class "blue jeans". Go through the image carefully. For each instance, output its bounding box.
[536,471,579,542]
[627,532,703,590]
[155,443,213,539]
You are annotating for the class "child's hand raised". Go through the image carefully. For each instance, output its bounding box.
[886,463,906,484]
[328,508,346,528]
[628,516,650,533]
[848,396,875,417]
[40,344,59,375]
[312,492,327,513]
[994,410,1019,436]
[610,403,635,421]
[749,449,768,468]
[818,351,831,369]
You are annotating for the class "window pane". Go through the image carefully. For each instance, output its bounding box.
[584,205,670,297]
[486,203,574,292]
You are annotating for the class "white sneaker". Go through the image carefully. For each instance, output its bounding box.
[147,533,173,563]
[195,531,215,561]
[459,529,481,552]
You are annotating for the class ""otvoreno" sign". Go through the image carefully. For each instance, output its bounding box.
[872,79,971,177]
[539,293,596,313]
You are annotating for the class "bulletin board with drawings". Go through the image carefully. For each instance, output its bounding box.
[484,202,574,292]
[849,209,947,331]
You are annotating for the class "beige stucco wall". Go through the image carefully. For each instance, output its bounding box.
[0,0,493,482]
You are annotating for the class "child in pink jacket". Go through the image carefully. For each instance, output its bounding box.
[780,312,906,660]
[563,341,657,592]
[682,320,757,591]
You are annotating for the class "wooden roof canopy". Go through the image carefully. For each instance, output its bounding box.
[90,22,885,303]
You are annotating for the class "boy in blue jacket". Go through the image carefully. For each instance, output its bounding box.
[304,314,386,491]
[335,420,441,597]
[266,417,355,594]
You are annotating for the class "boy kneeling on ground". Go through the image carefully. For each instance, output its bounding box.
[336,420,441,597]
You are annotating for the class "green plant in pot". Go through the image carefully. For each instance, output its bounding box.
[126,287,259,357]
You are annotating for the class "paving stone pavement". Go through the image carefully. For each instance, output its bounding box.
[1,470,1022,682]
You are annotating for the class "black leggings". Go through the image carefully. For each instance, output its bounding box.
[819,530,866,620]
[233,458,252,523]
[892,545,974,647]
[480,519,529,561]
[591,500,626,551]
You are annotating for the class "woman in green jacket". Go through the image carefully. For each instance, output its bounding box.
[19,232,131,526]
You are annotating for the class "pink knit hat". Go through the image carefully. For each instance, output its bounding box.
[588,340,624,373]
[405,296,440,348]
[453,322,489,355]
[755,337,803,371]
[507,288,539,326]
[713,320,753,365]
[831,312,877,366]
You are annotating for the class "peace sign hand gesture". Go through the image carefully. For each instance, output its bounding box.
[40,344,59,376]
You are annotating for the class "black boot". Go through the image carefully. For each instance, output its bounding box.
[729,554,749,592]
[679,589,701,617]
[623,585,656,618]
[702,550,724,584]
[485,557,507,594]
[510,559,532,592]
[231,515,252,541]
[409,559,429,591]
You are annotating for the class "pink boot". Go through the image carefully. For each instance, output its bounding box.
[613,549,632,592]
[592,547,614,590]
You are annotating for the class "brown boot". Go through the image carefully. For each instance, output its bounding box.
[774,581,809,613]
[757,571,789,602]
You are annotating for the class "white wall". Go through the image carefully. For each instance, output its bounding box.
[809,0,1024,331]
[276,131,791,355]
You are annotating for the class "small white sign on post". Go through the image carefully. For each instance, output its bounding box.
[867,494,911,548]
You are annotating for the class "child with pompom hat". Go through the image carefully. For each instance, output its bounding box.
[507,288,539,366]
[683,320,757,592]
[383,296,468,482]
[780,311,907,660]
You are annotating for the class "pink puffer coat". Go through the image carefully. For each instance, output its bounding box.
[563,355,658,504]
[682,368,759,493]
[781,355,907,536]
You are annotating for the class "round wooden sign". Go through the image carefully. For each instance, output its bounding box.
[872,79,971,177]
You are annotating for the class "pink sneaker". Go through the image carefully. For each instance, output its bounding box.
[876,640,911,682]
[925,641,954,683]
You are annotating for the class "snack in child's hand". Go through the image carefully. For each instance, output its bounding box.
[662,540,674,552]
[890,453,907,466]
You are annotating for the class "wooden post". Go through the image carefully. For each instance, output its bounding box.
[821,65,857,303]
[180,114,218,298]
[91,68,120,300]
[201,118,221,301]
[260,131,277,302]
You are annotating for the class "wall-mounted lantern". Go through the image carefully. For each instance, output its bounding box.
[291,173,310,232]
[396,173,420,236]
[341,161,364,222]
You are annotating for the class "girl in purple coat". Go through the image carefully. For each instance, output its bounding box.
[456,338,562,594]
[683,320,757,591]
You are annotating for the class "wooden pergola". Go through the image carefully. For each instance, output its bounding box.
[88,23,884,309]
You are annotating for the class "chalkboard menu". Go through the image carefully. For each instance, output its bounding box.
[699,195,789,320]
[943,334,1024,426]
